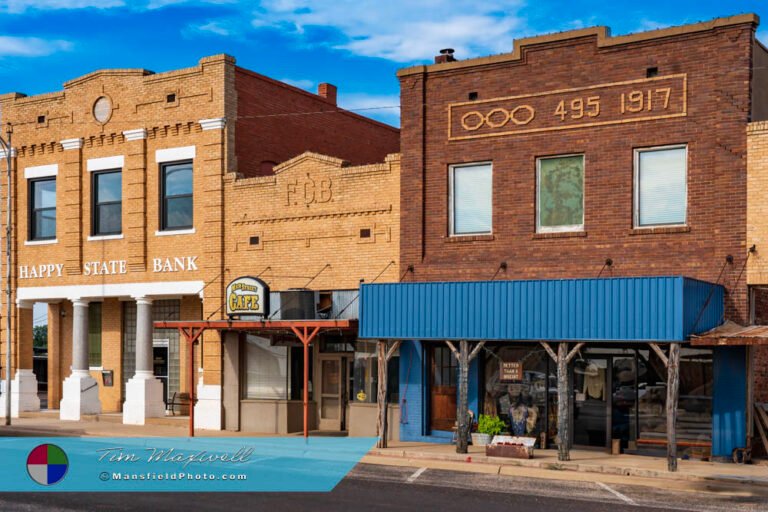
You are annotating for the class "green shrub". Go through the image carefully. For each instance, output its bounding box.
[477,414,506,436]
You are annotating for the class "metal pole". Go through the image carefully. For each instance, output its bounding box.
[0,125,12,426]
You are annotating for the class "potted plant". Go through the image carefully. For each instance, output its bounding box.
[472,414,506,446]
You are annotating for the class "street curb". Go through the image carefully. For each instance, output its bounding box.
[367,448,768,487]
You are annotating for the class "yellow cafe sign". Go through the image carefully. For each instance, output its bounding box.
[225,276,270,318]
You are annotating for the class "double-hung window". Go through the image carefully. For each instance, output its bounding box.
[29,178,56,241]
[92,170,122,236]
[634,145,687,227]
[449,162,492,235]
[160,161,193,231]
[537,154,585,233]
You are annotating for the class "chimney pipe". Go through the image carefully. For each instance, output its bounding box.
[435,48,456,64]
[318,83,337,105]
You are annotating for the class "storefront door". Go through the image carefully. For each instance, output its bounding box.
[430,346,457,432]
[318,356,347,431]
[573,357,608,447]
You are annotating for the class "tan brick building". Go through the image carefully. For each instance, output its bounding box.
[0,54,399,433]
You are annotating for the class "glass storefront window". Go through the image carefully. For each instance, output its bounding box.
[483,346,548,442]
[243,335,288,399]
[353,340,399,404]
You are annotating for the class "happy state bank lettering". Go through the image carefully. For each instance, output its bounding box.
[19,257,198,279]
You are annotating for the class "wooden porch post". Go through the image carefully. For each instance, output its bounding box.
[447,340,485,454]
[556,342,569,461]
[376,339,401,449]
[666,342,681,472]
[290,325,321,439]
[178,326,205,438]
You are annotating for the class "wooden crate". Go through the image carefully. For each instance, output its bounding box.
[485,444,533,459]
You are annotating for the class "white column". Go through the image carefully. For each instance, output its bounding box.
[0,300,40,418]
[123,296,165,425]
[60,299,101,420]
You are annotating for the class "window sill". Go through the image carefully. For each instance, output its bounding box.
[88,234,124,241]
[532,231,587,240]
[155,228,195,237]
[446,234,495,243]
[25,239,57,246]
[629,226,690,236]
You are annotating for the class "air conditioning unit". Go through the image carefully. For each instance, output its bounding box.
[279,289,316,320]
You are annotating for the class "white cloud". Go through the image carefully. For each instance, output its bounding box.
[0,35,72,56]
[634,19,672,32]
[252,1,526,62]
[759,30,768,46]
[280,78,314,91]
[0,0,124,13]
[338,92,400,126]
[193,20,232,36]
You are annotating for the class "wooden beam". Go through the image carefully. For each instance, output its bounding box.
[565,342,585,364]
[556,342,570,461]
[754,404,768,455]
[666,343,681,472]
[445,340,459,359]
[540,342,557,362]
[649,343,669,368]
[456,340,470,454]
[468,341,486,362]
[376,340,389,449]
[385,340,401,362]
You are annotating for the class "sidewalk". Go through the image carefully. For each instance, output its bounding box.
[365,441,768,490]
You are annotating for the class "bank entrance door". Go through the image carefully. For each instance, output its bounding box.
[430,345,457,432]
[318,356,348,431]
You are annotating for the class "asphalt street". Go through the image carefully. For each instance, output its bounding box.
[0,463,765,511]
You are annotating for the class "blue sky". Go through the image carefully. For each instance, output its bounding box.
[1,0,767,129]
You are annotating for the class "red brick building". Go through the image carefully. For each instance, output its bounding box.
[383,14,767,458]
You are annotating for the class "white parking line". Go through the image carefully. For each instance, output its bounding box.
[596,481,637,506]
[406,467,427,483]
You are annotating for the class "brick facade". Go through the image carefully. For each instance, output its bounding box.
[0,54,399,423]
[398,16,761,327]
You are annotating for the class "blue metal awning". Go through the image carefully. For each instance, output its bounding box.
[359,276,723,342]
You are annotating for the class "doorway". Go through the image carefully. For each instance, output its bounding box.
[573,357,609,447]
[430,345,457,432]
[318,355,349,431]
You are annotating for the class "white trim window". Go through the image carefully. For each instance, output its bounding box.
[449,162,492,236]
[634,145,688,228]
[536,154,585,233]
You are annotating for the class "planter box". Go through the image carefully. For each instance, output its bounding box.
[485,443,534,459]
[471,433,492,446]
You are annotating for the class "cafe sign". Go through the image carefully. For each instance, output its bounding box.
[226,276,269,318]
[500,361,523,382]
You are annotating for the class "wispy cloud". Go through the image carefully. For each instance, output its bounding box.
[280,78,314,91]
[251,1,527,62]
[0,35,72,56]
[338,92,400,126]
[759,30,768,46]
[634,18,673,32]
[1,0,124,13]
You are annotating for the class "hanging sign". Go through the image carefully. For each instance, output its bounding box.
[225,276,269,318]
[500,361,523,382]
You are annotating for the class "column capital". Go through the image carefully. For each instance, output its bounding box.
[133,296,154,306]
[15,299,33,309]
[60,138,83,151]
[199,117,226,130]
[70,298,89,308]
[122,128,147,141]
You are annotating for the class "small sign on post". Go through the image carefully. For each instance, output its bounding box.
[500,361,523,382]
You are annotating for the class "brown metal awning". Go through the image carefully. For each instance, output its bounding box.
[690,320,768,346]
[153,319,358,438]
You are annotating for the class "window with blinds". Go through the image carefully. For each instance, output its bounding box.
[449,162,492,235]
[635,146,687,227]
[243,335,288,400]
[537,154,584,232]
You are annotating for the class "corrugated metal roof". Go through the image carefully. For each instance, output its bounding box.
[691,320,768,346]
[359,276,723,342]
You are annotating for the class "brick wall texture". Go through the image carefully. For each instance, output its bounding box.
[0,54,399,414]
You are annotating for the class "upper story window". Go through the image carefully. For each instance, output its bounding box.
[634,145,687,227]
[537,154,584,233]
[29,178,56,241]
[161,161,193,231]
[449,162,492,236]
[92,170,122,236]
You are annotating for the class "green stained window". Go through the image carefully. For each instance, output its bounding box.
[537,155,584,232]
[88,302,102,368]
